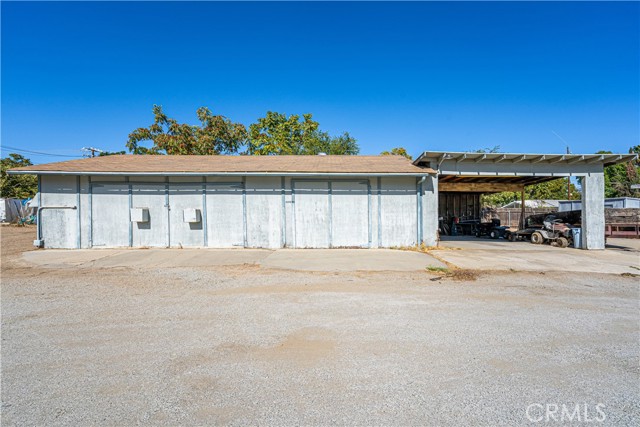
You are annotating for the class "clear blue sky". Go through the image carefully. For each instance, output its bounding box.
[2,1,638,164]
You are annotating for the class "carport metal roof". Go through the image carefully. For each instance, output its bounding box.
[413,151,638,192]
[414,151,637,168]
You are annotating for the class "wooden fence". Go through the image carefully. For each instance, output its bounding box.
[484,207,640,238]
[482,207,557,228]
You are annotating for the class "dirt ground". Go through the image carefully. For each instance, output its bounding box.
[1,226,639,426]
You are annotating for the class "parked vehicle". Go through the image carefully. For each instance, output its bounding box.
[475,218,510,239]
[529,215,575,247]
[506,211,581,247]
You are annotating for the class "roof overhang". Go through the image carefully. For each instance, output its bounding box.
[414,151,637,169]
[413,151,637,177]
[413,151,637,193]
[7,171,433,177]
[7,154,436,177]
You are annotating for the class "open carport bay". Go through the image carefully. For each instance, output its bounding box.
[435,236,640,275]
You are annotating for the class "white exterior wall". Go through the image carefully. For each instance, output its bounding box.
[167,177,204,247]
[379,177,418,247]
[421,175,438,247]
[40,175,80,249]
[38,174,426,249]
[246,176,283,248]
[205,177,245,248]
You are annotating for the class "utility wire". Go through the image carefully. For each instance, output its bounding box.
[0,145,84,158]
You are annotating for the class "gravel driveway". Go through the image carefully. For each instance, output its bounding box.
[1,227,639,426]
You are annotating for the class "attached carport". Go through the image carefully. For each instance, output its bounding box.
[413,152,638,250]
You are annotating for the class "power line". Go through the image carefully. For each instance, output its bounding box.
[0,145,84,158]
[81,147,103,157]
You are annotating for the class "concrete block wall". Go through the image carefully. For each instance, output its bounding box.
[39,174,432,249]
[581,173,605,250]
[40,175,80,249]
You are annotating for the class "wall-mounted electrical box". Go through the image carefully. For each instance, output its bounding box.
[183,208,201,223]
[130,208,149,222]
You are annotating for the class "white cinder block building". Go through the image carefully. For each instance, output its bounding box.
[9,152,636,250]
[10,155,438,249]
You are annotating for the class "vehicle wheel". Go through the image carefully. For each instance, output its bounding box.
[531,231,544,245]
[475,231,481,238]
[557,237,569,248]
[490,230,498,239]
[508,233,516,242]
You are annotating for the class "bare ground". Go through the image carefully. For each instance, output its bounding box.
[1,227,639,426]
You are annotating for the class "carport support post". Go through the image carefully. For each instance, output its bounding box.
[581,173,605,250]
[519,189,525,229]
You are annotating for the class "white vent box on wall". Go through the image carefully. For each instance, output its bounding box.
[183,208,201,223]
[130,208,149,222]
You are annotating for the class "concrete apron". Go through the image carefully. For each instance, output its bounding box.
[432,238,640,275]
[20,244,638,274]
[20,248,447,272]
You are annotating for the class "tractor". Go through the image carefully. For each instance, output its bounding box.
[529,214,575,248]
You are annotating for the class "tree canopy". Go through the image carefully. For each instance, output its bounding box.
[1,154,38,199]
[598,147,639,198]
[126,105,248,155]
[247,112,358,155]
[380,147,412,160]
[481,178,579,208]
[126,106,359,156]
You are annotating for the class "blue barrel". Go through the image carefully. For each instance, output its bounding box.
[572,228,582,249]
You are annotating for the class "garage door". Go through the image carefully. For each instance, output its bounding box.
[91,183,129,247]
[206,183,245,247]
[293,180,370,248]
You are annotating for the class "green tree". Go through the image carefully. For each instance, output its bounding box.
[99,150,127,156]
[381,147,412,160]
[480,192,518,208]
[481,178,579,208]
[247,112,358,155]
[1,154,38,198]
[474,145,501,153]
[127,105,248,155]
[597,147,640,197]
[474,145,580,207]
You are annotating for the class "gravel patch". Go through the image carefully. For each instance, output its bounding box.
[1,227,639,425]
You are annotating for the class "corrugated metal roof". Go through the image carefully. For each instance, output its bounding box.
[9,154,434,176]
[414,151,637,167]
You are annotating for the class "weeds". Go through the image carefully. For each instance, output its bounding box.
[425,265,479,281]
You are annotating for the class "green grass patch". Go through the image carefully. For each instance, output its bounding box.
[426,266,450,273]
